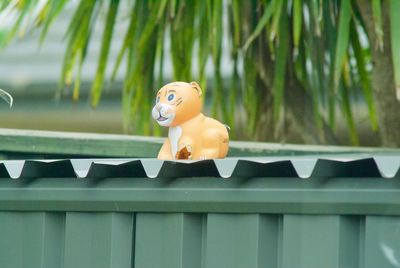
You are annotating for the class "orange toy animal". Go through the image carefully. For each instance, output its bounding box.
[152,81,229,160]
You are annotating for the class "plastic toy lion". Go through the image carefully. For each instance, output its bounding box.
[152,81,229,160]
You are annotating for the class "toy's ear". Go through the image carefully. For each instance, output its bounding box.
[190,81,202,97]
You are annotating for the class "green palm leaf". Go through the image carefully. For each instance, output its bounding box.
[292,0,302,50]
[272,0,289,122]
[243,0,276,50]
[390,0,400,100]
[332,0,351,94]
[90,0,119,107]
[2,0,397,145]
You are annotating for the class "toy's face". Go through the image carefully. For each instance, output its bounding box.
[152,81,202,127]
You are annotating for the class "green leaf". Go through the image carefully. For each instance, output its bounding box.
[304,0,326,129]
[322,0,336,102]
[329,0,351,127]
[390,0,400,100]
[64,0,91,39]
[72,51,84,102]
[170,0,176,18]
[35,0,50,26]
[243,55,259,134]
[156,15,166,89]
[156,0,168,21]
[137,1,166,52]
[59,0,97,95]
[332,0,351,92]
[197,0,210,99]
[111,1,142,82]
[272,0,289,122]
[321,1,336,127]
[292,0,302,49]
[342,53,351,88]
[243,0,276,50]
[228,57,239,138]
[339,82,359,146]
[350,24,378,130]
[230,0,241,50]
[121,0,160,135]
[38,0,68,43]
[269,0,284,42]
[211,0,223,69]
[170,0,195,81]
[308,0,321,36]
[210,0,231,124]
[0,0,13,11]
[3,0,38,46]
[90,0,119,107]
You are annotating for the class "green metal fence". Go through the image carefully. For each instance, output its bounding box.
[2,212,385,268]
[0,129,400,268]
[1,162,400,268]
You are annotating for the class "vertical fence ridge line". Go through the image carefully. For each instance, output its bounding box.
[277,214,284,268]
[42,212,65,268]
[359,216,366,268]
[201,214,208,268]
[109,213,134,268]
[134,213,203,268]
[204,213,280,268]
[0,212,65,268]
[182,213,204,268]
[131,212,136,268]
[258,214,281,268]
[63,212,133,268]
[338,215,362,268]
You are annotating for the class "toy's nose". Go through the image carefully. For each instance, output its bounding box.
[158,104,169,114]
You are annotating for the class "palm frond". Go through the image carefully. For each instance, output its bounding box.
[1,0,395,145]
[90,0,119,107]
[390,0,400,101]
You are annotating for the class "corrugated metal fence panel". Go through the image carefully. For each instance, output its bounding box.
[64,212,133,268]
[1,155,400,268]
[204,214,279,268]
[1,213,400,268]
[281,215,361,268]
[0,212,65,268]
[135,213,203,268]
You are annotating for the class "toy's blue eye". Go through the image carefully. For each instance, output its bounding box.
[156,96,160,103]
[167,94,175,101]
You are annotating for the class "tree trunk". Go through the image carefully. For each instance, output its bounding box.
[356,0,400,147]
[249,3,338,144]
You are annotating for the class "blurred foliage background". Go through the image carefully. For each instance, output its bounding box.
[0,0,399,147]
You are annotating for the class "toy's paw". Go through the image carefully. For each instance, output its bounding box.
[175,145,192,160]
[199,155,208,160]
